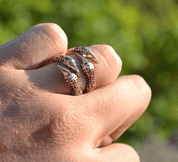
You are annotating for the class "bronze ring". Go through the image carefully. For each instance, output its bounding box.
[54,46,99,95]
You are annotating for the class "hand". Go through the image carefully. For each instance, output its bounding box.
[0,23,151,162]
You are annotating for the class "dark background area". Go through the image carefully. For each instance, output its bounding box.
[0,0,177,161]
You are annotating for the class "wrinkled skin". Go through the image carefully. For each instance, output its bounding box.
[0,23,151,162]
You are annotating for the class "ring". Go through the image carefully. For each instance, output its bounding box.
[54,46,99,95]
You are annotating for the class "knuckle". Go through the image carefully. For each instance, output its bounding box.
[31,23,67,51]
[102,44,114,51]
[103,44,114,51]
[34,23,61,32]
[40,23,64,36]
[103,44,122,75]
[94,44,122,80]
[131,75,152,103]
[106,45,122,61]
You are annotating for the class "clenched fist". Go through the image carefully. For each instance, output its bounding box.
[0,23,151,162]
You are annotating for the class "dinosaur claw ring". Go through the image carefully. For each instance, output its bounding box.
[54,46,99,95]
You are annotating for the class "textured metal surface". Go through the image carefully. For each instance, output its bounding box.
[57,65,82,96]
[53,55,80,78]
[54,46,99,95]
[77,54,96,92]
[66,46,99,63]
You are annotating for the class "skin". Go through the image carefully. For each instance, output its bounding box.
[0,23,151,162]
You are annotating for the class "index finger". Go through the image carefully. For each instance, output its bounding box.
[0,23,68,70]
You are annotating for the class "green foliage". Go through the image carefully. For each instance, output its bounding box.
[0,0,177,145]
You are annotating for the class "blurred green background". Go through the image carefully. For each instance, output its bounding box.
[0,0,177,159]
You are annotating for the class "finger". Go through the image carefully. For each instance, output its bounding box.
[25,45,122,94]
[75,75,151,146]
[109,108,145,142]
[92,143,140,162]
[89,45,122,88]
[97,110,144,148]
[0,23,68,70]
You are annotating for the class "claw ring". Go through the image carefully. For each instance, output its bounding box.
[54,46,99,95]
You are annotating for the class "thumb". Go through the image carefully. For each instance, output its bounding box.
[0,23,68,70]
[93,143,140,162]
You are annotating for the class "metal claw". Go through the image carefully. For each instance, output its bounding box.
[54,46,99,94]
[57,65,82,96]
[57,64,72,77]
[77,55,95,92]
[66,46,99,63]
[77,53,89,66]
[55,56,80,78]
[78,46,99,63]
